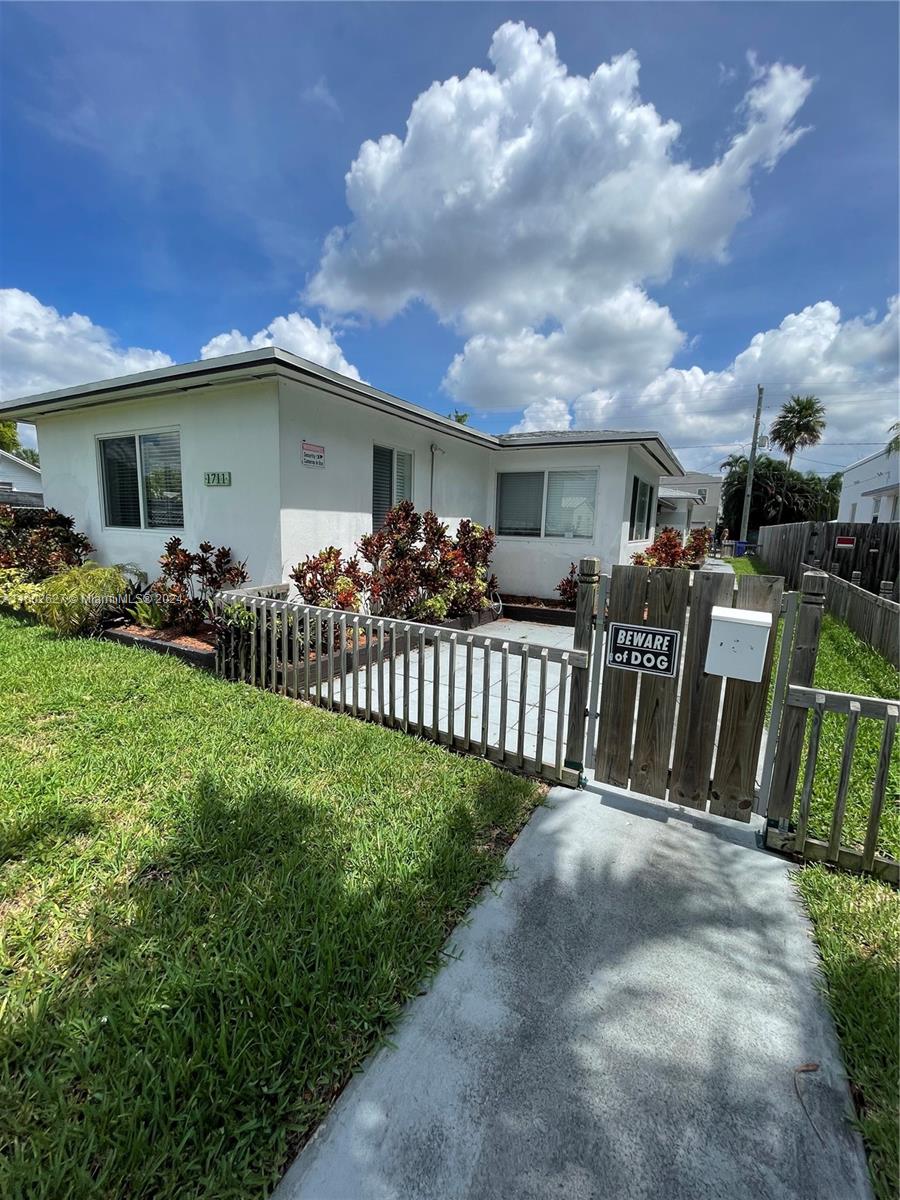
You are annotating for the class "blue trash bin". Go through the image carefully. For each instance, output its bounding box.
[734,540,747,557]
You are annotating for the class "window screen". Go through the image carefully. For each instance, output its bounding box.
[496,472,544,537]
[100,436,141,528]
[544,470,597,538]
[696,486,708,503]
[141,431,183,528]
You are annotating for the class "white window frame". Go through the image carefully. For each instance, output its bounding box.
[495,468,599,540]
[695,486,708,503]
[96,427,184,532]
[372,444,414,528]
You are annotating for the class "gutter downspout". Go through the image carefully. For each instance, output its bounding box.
[430,443,445,510]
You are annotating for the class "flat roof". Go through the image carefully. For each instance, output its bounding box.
[0,346,684,474]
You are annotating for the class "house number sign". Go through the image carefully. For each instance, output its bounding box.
[606,622,682,678]
[204,471,232,487]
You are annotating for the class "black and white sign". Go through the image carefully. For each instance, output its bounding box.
[606,622,681,678]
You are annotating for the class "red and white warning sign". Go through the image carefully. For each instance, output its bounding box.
[835,535,856,549]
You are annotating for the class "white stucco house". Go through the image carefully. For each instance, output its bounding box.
[0,448,43,507]
[1,348,684,597]
[658,470,722,537]
[837,447,899,524]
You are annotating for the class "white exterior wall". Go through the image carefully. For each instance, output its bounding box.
[276,377,492,581]
[33,381,283,583]
[838,449,900,523]
[658,499,692,540]
[0,451,42,493]
[487,444,662,597]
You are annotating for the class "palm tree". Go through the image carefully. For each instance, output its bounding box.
[886,422,900,455]
[769,395,826,470]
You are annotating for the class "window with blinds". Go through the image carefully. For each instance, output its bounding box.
[544,470,597,538]
[100,436,142,528]
[99,431,183,529]
[496,472,544,537]
[372,445,413,528]
[141,431,183,528]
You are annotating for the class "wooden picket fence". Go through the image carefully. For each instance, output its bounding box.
[586,564,784,821]
[214,587,588,785]
[765,687,899,884]
[758,520,899,593]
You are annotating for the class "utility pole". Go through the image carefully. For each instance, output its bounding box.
[739,384,764,543]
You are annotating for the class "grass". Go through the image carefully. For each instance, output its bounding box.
[0,614,541,1199]
[728,555,899,1199]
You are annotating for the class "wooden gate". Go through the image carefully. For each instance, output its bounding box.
[585,565,784,821]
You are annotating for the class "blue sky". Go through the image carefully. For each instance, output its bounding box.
[1,2,897,470]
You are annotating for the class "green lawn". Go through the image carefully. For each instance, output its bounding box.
[0,614,541,1198]
[728,555,899,1200]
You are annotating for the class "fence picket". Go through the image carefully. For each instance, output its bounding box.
[480,641,491,754]
[338,615,347,712]
[417,628,426,731]
[269,601,278,692]
[535,649,548,771]
[376,619,386,724]
[631,568,689,799]
[517,645,529,769]
[826,701,861,862]
[594,565,648,786]
[327,613,335,709]
[499,643,510,759]
[463,635,474,751]
[402,626,411,732]
[862,705,899,872]
[432,630,442,741]
[447,633,457,744]
[364,618,373,720]
[555,653,569,778]
[795,694,826,852]
[669,570,735,809]
[709,573,783,821]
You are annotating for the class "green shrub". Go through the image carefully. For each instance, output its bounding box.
[0,567,43,614]
[32,562,132,636]
[131,598,169,630]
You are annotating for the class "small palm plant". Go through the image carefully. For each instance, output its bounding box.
[769,394,826,470]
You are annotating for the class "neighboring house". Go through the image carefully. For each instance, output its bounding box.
[657,486,704,540]
[837,448,900,524]
[0,448,43,507]
[1,348,684,596]
[659,470,722,531]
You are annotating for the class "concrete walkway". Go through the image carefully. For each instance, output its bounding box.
[276,787,870,1200]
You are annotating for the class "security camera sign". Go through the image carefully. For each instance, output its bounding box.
[607,622,681,678]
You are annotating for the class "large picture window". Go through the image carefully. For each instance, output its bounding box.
[373,445,414,528]
[99,431,183,530]
[629,477,654,541]
[496,469,597,539]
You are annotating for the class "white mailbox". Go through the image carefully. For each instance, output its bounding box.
[704,605,772,682]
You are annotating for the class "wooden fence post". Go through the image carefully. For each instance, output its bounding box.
[851,570,861,586]
[564,556,601,775]
[767,570,827,824]
[879,579,894,600]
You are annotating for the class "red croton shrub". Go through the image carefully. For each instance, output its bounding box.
[291,501,497,622]
[631,526,714,568]
[555,563,578,608]
[149,538,249,631]
[0,505,93,581]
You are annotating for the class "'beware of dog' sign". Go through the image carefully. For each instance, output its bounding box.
[606,622,682,678]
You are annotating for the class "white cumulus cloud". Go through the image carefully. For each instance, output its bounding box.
[307,21,814,419]
[0,287,173,403]
[199,312,360,379]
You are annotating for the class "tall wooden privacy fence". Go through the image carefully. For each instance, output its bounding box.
[801,563,899,667]
[758,520,899,593]
[586,564,784,821]
[214,587,588,785]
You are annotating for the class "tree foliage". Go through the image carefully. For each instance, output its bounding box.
[769,394,826,469]
[0,421,21,455]
[720,454,840,534]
